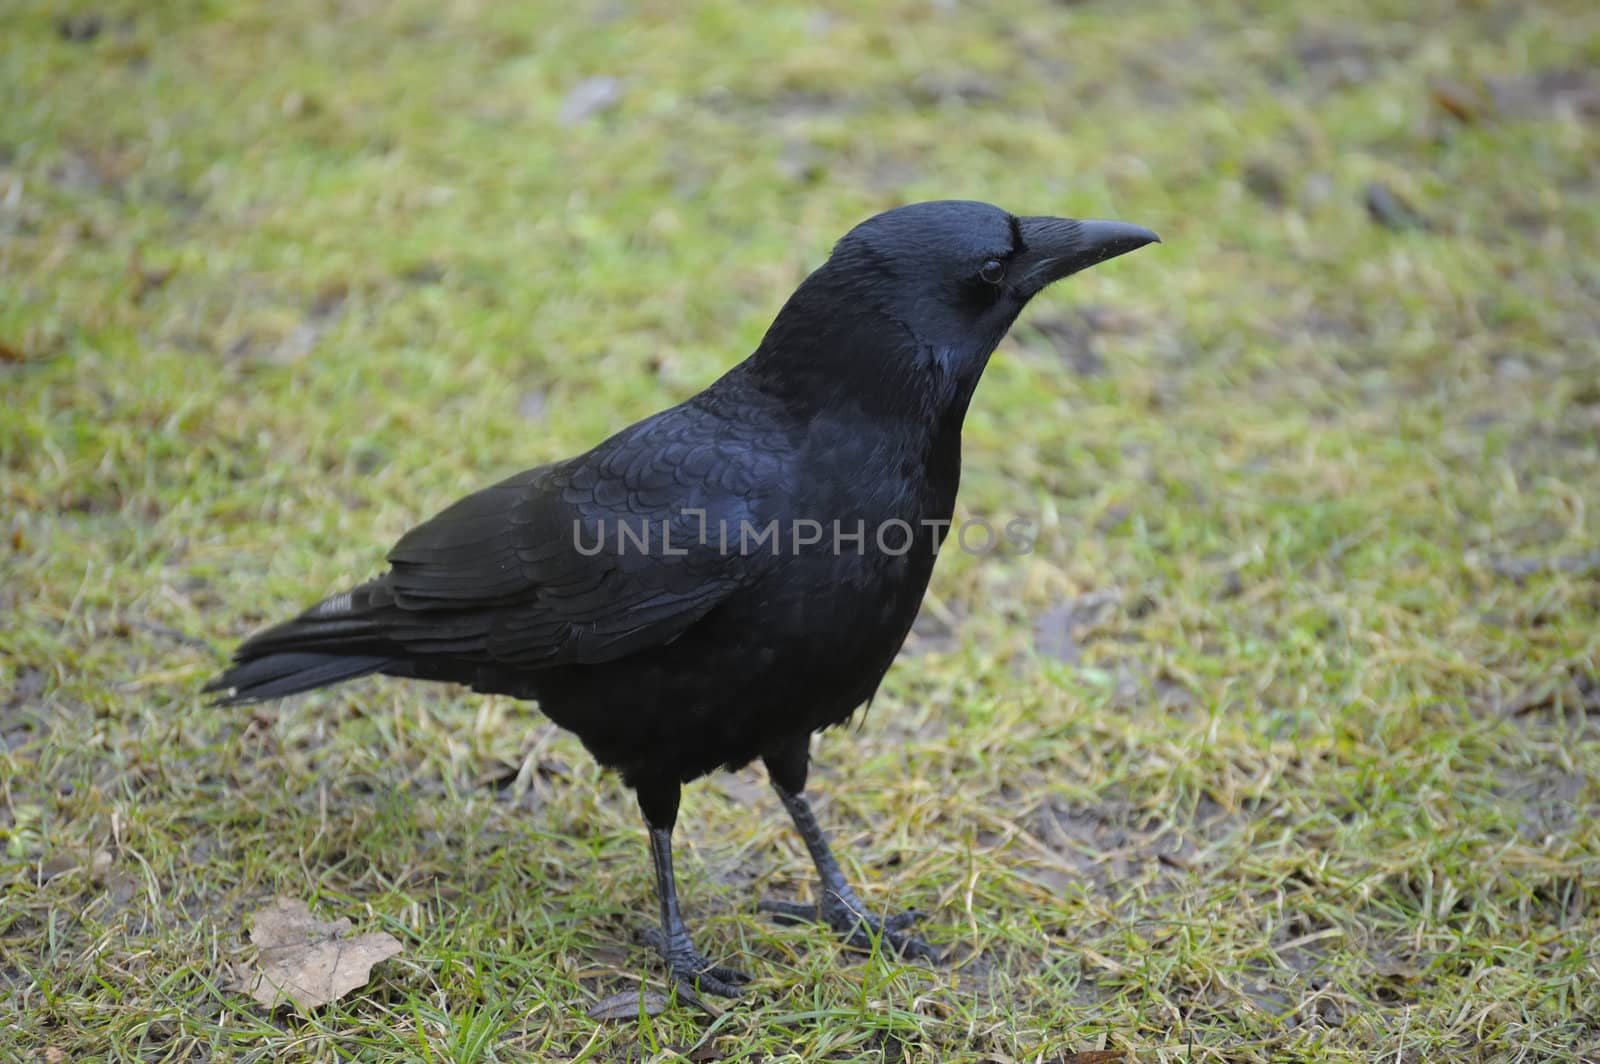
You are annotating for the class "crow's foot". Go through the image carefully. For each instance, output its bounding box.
[641,927,749,998]
[758,891,941,962]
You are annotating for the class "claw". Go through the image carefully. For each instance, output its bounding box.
[759,783,943,965]
[640,927,750,998]
[882,909,926,933]
[757,892,941,963]
[674,968,745,1001]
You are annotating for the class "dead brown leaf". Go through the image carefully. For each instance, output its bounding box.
[245,898,403,1011]
[1053,1052,1125,1064]
[38,848,113,884]
[586,989,671,1021]
[1431,79,1486,124]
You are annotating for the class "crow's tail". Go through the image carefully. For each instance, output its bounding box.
[204,580,398,705]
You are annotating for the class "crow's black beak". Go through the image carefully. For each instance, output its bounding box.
[1015,216,1160,293]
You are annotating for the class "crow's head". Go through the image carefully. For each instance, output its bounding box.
[753,200,1158,418]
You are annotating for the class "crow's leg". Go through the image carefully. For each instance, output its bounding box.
[634,779,748,998]
[757,742,940,962]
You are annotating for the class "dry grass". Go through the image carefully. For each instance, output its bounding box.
[3,0,1598,1060]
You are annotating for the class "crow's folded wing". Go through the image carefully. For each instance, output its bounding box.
[381,404,786,667]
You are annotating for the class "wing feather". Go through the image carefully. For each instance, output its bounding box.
[379,399,784,667]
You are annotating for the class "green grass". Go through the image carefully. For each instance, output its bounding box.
[3,0,1598,1060]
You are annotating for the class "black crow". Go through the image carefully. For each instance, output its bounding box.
[206,200,1158,997]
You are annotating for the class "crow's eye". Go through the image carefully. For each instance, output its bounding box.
[978,258,1006,285]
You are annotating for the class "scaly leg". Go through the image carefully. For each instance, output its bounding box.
[756,741,940,962]
[635,779,749,997]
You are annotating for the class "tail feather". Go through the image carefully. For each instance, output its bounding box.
[204,651,389,704]
[205,579,398,705]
